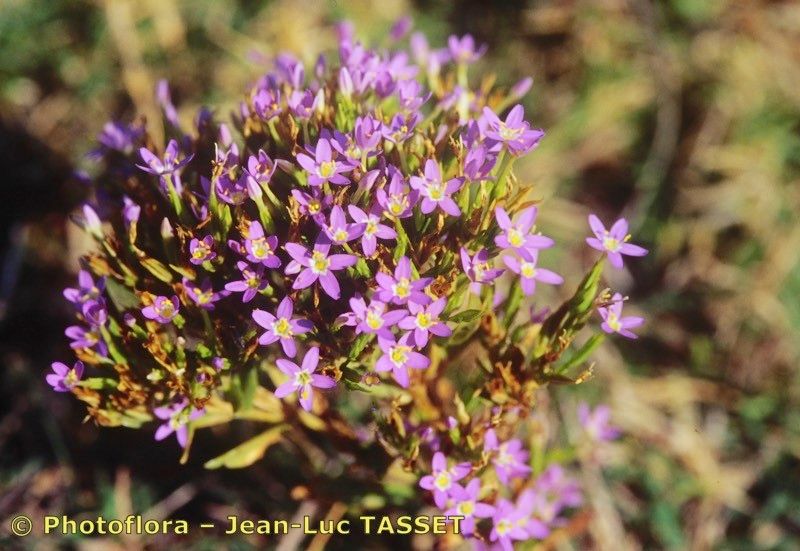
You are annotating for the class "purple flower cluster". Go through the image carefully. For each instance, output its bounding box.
[54,18,648,547]
[585,215,648,338]
[457,205,564,298]
[62,270,108,358]
[336,255,450,388]
[418,426,584,548]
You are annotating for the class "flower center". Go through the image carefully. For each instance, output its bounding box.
[508,228,525,247]
[157,301,174,318]
[319,160,336,179]
[434,472,452,491]
[390,345,410,366]
[308,200,321,214]
[496,519,513,536]
[84,285,100,301]
[332,228,349,243]
[520,262,536,279]
[365,219,378,235]
[251,237,271,259]
[366,310,384,330]
[193,287,213,304]
[602,233,620,252]
[273,317,292,337]
[169,409,189,430]
[606,312,621,332]
[388,196,407,216]
[416,312,433,329]
[498,123,522,141]
[192,244,210,259]
[392,278,411,298]
[497,447,513,466]
[427,181,445,201]
[243,269,260,288]
[65,370,79,387]
[311,251,330,274]
[347,143,362,159]
[458,500,475,516]
[225,184,247,202]
[295,371,312,386]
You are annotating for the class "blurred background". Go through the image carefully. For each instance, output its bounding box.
[1,0,799,549]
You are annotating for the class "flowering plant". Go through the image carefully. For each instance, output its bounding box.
[56,19,646,547]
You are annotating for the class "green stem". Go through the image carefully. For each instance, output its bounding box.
[99,326,127,365]
[263,184,282,210]
[163,174,184,219]
[481,152,514,226]
[503,279,525,331]
[393,216,411,254]
[457,63,468,88]
[493,152,514,200]
[397,142,410,174]
[267,118,281,145]
[253,194,275,234]
[201,310,219,354]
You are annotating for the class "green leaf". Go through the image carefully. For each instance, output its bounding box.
[204,425,287,469]
[574,259,605,314]
[503,281,524,329]
[238,366,259,411]
[342,377,372,392]
[555,334,605,374]
[118,408,153,428]
[191,397,235,429]
[297,409,328,431]
[348,333,373,359]
[217,203,233,237]
[442,274,470,316]
[535,259,605,358]
[340,363,372,392]
[392,218,409,261]
[140,257,174,283]
[354,258,371,279]
[448,309,483,323]
[195,343,214,359]
[105,278,140,310]
[448,315,483,346]
[98,325,127,365]
[81,377,119,390]
[169,264,196,280]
